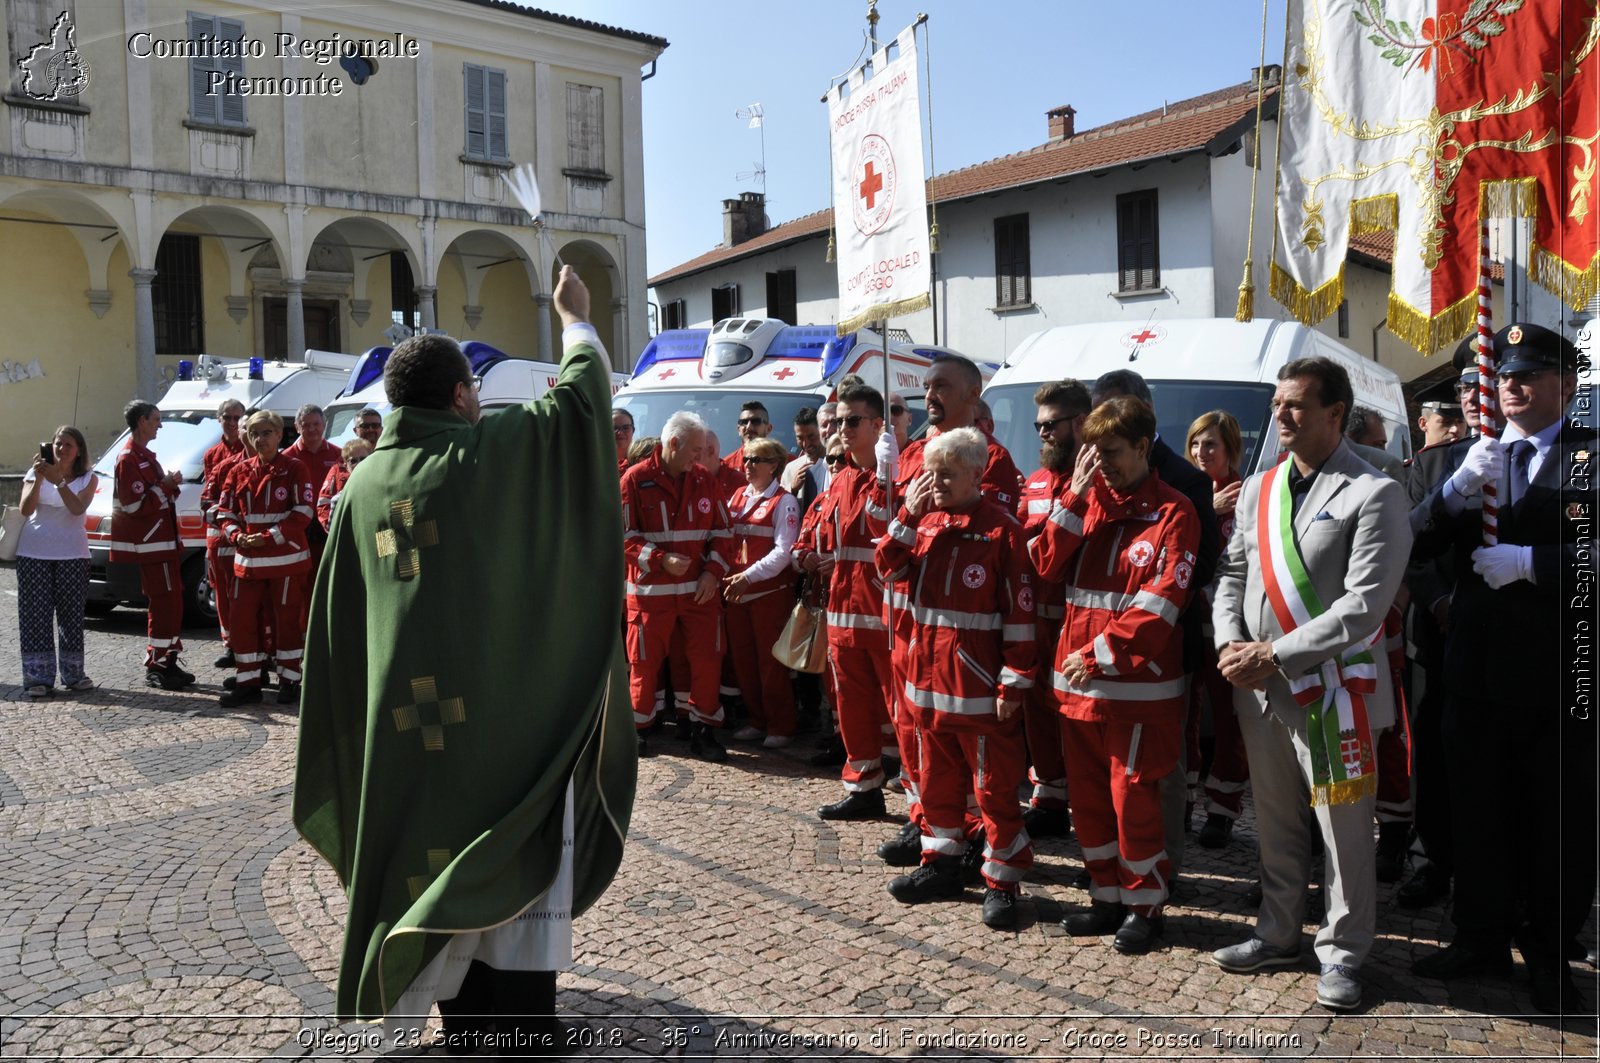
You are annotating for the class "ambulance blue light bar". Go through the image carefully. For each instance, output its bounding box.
[819,333,859,380]
[344,346,394,397]
[248,358,265,380]
[765,326,835,361]
[461,341,511,376]
[631,329,711,378]
[177,360,194,381]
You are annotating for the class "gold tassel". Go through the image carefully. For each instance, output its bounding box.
[1235,259,1256,322]
[837,293,932,336]
[928,219,940,255]
[1349,195,1398,236]
[1310,770,1380,808]
[1270,260,1346,327]
[825,231,836,264]
[1530,242,1600,311]
[1480,178,1539,220]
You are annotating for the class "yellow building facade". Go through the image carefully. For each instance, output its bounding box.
[0,0,665,467]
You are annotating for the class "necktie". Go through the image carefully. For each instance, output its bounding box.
[1506,439,1533,508]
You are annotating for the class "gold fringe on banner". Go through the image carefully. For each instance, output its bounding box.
[1349,194,1398,236]
[1385,288,1477,355]
[1311,770,1379,809]
[1481,177,1540,220]
[837,292,931,336]
[1531,242,1600,312]
[1235,260,1256,322]
[1270,259,1345,327]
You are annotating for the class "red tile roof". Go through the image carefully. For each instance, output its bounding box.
[650,80,1277,286]
[1349,229,1505,281]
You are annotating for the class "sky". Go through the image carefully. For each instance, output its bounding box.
[533,0,1289,282]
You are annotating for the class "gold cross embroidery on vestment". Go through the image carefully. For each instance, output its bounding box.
[406,848,453,901]
[374,499,439,579]
[390,675,467,752]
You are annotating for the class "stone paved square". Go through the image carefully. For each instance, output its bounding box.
[0,565,1595,1059]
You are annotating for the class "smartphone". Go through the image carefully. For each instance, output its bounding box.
[39,442,53,465]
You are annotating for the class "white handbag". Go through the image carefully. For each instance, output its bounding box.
[0,505,23,562]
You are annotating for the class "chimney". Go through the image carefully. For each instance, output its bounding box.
[1047,104,1076,142]
[1251,64,1282,89]
[722,191,767,247]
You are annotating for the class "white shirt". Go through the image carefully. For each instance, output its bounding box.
[18,471,94,561]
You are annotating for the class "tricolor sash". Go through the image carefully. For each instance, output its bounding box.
[1257,463,1380,807]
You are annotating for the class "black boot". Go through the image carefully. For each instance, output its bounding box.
[219,684,264,708]
[1063,900,1126,936]
[1021,805,1071,839]
[1375,821,1409,884]
[877,821,921,866]
[960,838,987,887]
[887,855,963,903]
[809,737,846,766]
[213,649,235,669]
[982,887,1019,930]
[688,723,727,763]
[1113,909,1166,954]
[817,788,885,821]
[1198,813,1235,849]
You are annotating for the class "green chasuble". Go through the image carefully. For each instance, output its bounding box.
[292,336,636,1021]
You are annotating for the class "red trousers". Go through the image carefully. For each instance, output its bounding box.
[725,588,797,737]
[1063,716,1180,914]
[1376,681,1413,822]
[1189,651,1250,818]
[139,559,184,668]
[232,575,304,687]
[627,599,724,728]
[206,542,237,645]
[916,715,1032,890]
[829,636,895,792]
[1024,619,1067,811]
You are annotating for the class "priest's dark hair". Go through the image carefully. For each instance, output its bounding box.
[385,334,472,410]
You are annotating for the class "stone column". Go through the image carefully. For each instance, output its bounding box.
[130,268,158,399]
[284,277,306,361]
[416,285,437,331]
[535,292,554,363]
[611,296,627,370]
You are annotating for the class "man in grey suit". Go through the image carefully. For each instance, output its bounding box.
[1210,356,1412,1011]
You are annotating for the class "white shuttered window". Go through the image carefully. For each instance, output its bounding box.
[187,12,246,127]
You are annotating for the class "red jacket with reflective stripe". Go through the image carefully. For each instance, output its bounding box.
[201,437,248,555]
[110,440,181,563]
[1028,469,1200,724]
[1019,465,1071,625]
[621,449,735,604]
[216,453,315,580]
[792,464,886,647]
[875,496,1036,731]
[728,482,799,599]
[318,464,351,531]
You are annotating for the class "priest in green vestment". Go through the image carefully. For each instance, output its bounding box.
[293,265,635,1051]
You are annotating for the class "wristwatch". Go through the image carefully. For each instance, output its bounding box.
[1269,649,1282,670]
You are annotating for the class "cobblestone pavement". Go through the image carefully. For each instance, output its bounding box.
[1,565,1595,1060]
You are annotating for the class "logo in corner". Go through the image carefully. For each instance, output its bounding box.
[18,12,91,102]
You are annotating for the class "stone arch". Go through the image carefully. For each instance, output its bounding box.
[305,215,426,353]
[555,238,621,361]
[434,226,543,354]
[160,205,289,361]
[0,187,133,313]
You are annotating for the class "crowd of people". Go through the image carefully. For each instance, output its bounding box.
[611,323,1593,1015]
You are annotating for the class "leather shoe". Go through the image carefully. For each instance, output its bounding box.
[877,822,921,866]
[981,888,1018,930]
[887,856,963,904]
[276,682,300,705]
[1396,864,1451,909]
[1197,813,1235,849]
[817,788,885,821]
[637,733,654,758]
[219,685,264,708]
[1113,910,1165,955]
[1530,966,1587,1015]
[689,723,727,763]
[1411,940,1512,980]
[1021,805,1071,839]
[1062,901,1125,936]
[213,650,235,669]
[1317,963,1362,1011]
[808,740,846,767]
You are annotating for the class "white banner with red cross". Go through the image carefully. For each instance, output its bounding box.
[828,23,931,335]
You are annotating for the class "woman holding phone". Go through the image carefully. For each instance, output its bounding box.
[17,427,98,698]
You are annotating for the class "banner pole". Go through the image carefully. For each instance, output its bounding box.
[1475,219,1500,547]
[881,316,895,658]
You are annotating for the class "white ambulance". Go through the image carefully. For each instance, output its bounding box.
[84,352,357,622]
[981,318,1411,478]
[612,318,998,448]
[323,341,630,445]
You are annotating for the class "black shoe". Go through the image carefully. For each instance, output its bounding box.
[1071,867,1092,890]
[961,839,987,887]
[877,821,922,866]
[1197,813,1235,850]
[882,754,902,785]
[637,733,654,758]
[817,788,885,821]
[166,658,196,687]
[1396,865,1451,908]
[1412,940,1513,980]
[1021,805,1072,839]
[219,685,264,708]
[276,682,300,705]
[145,663,191,692]
[808,740,847,767]
[982,888,1018,930]
[1063,901,1126,936]
[1113,910,1166,955]
[688,723,727,763]
[1530,966,1587,1015]
[1375,822,1409,884]
[674,714,693,742]
[222,674,273,691]
[887,856,963,904]
[214,650,235,669]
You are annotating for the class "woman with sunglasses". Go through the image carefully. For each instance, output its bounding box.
[17,426,98,697]
[723,437,800,748]
[201,399,250,669]
[317,439,373,531]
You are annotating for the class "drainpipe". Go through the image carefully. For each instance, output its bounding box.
[1371,317,1386,364]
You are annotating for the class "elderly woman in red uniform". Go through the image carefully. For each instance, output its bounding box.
[875,427,1036,931]
[1031,397,1200,955]
[724,436,800,748]
[216,410,315,708]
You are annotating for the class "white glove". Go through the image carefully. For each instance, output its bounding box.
[1449,435,1504,497]
[1471,544,1533,589]
[874,430,899,482]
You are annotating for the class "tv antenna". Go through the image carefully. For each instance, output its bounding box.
[734,103,766,188]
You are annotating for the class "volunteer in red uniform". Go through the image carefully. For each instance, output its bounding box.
[111,400,194,690]
[721,401,776,474]
[795,385,898,820]
[1184,410,1250,850]
[1032,397,1200,955]
[200,399,249,670]
[317,439,372,530]
[215,410,315,707]
[613,408,636,478]
[873,354,1021,866]
[622,410,736,761]
[282,404,340,561]
[724,437,800,748]
[1017,379,1092,839]
[876,427,1036,930]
